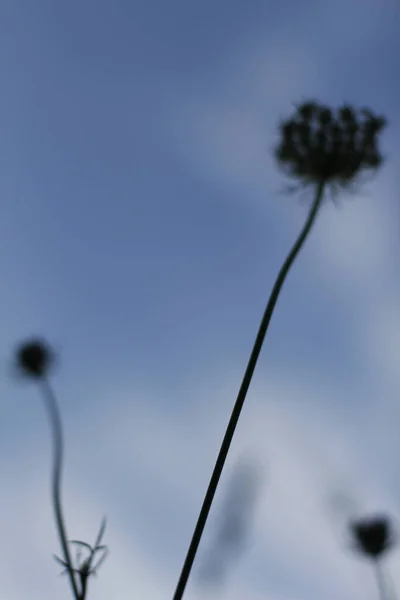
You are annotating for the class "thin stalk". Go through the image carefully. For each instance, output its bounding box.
[80,572,88,600]
[172,181,326,600]
[374,560,389,600]
[40,377,81,600]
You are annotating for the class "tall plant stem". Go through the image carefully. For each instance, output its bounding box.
[172,181,325,600]
[40,377,80,600]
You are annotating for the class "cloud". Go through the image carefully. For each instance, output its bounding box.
[170,35,320,206]
[50,358,400,600]
[4,329,400,600]
[312,169,399,290]
[0,462,173,600]
[2,2,399,599]
[362,292,400,394]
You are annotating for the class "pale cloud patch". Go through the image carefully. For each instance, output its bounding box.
[71,362,400,600]
[362,291,400,394]
[312,168,398,292]
[4,353,400,600]
[0,461,173,600]
[170,33,321,206]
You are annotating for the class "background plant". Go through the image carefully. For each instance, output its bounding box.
[349,514,396,600]
[197,457,262,589]
[15,338,108,600]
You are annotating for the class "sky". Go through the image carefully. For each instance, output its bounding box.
[1,0,400,599]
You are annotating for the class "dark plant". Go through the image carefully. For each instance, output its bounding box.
[15,338,108,600]
[349,514,396,600]
[351,515,394,559]
[172,100,387,600]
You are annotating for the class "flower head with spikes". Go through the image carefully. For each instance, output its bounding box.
[274,100,386,196]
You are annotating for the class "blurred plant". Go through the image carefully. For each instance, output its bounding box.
[172,100,387,600]
[15,338,108,600]
[349,514,396,600]
[197,458,262,589]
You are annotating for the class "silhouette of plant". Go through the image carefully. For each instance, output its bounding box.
[172,100,387,600]
[15,338,108,600]
[349,514,396,600]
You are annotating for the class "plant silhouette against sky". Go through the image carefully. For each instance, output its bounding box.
[16,339,108,600]
[349,514,396,600]
[172,100,387,600]
[13,100,387,600]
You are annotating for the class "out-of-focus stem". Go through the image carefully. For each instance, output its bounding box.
[374,560,390,600]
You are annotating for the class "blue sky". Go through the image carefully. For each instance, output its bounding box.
[1,0,400,598]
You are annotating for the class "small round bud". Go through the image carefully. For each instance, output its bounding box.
[350,514,395,559]
[15,338,54,379]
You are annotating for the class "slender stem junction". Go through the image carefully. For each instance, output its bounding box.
[172,181,325,600]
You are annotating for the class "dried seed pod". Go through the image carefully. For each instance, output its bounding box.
[350,515,395,560]
[15,338,54,379]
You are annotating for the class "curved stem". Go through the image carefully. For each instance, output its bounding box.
[40,378,81,600]
[172,181,325,600]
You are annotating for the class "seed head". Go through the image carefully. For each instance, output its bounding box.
[274,100,387,190]
[15,338,54,379]
[350,514,395,560]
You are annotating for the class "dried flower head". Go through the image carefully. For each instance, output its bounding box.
[274,100,386,192]
[15,338,54,379]
[350,515,395,559]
